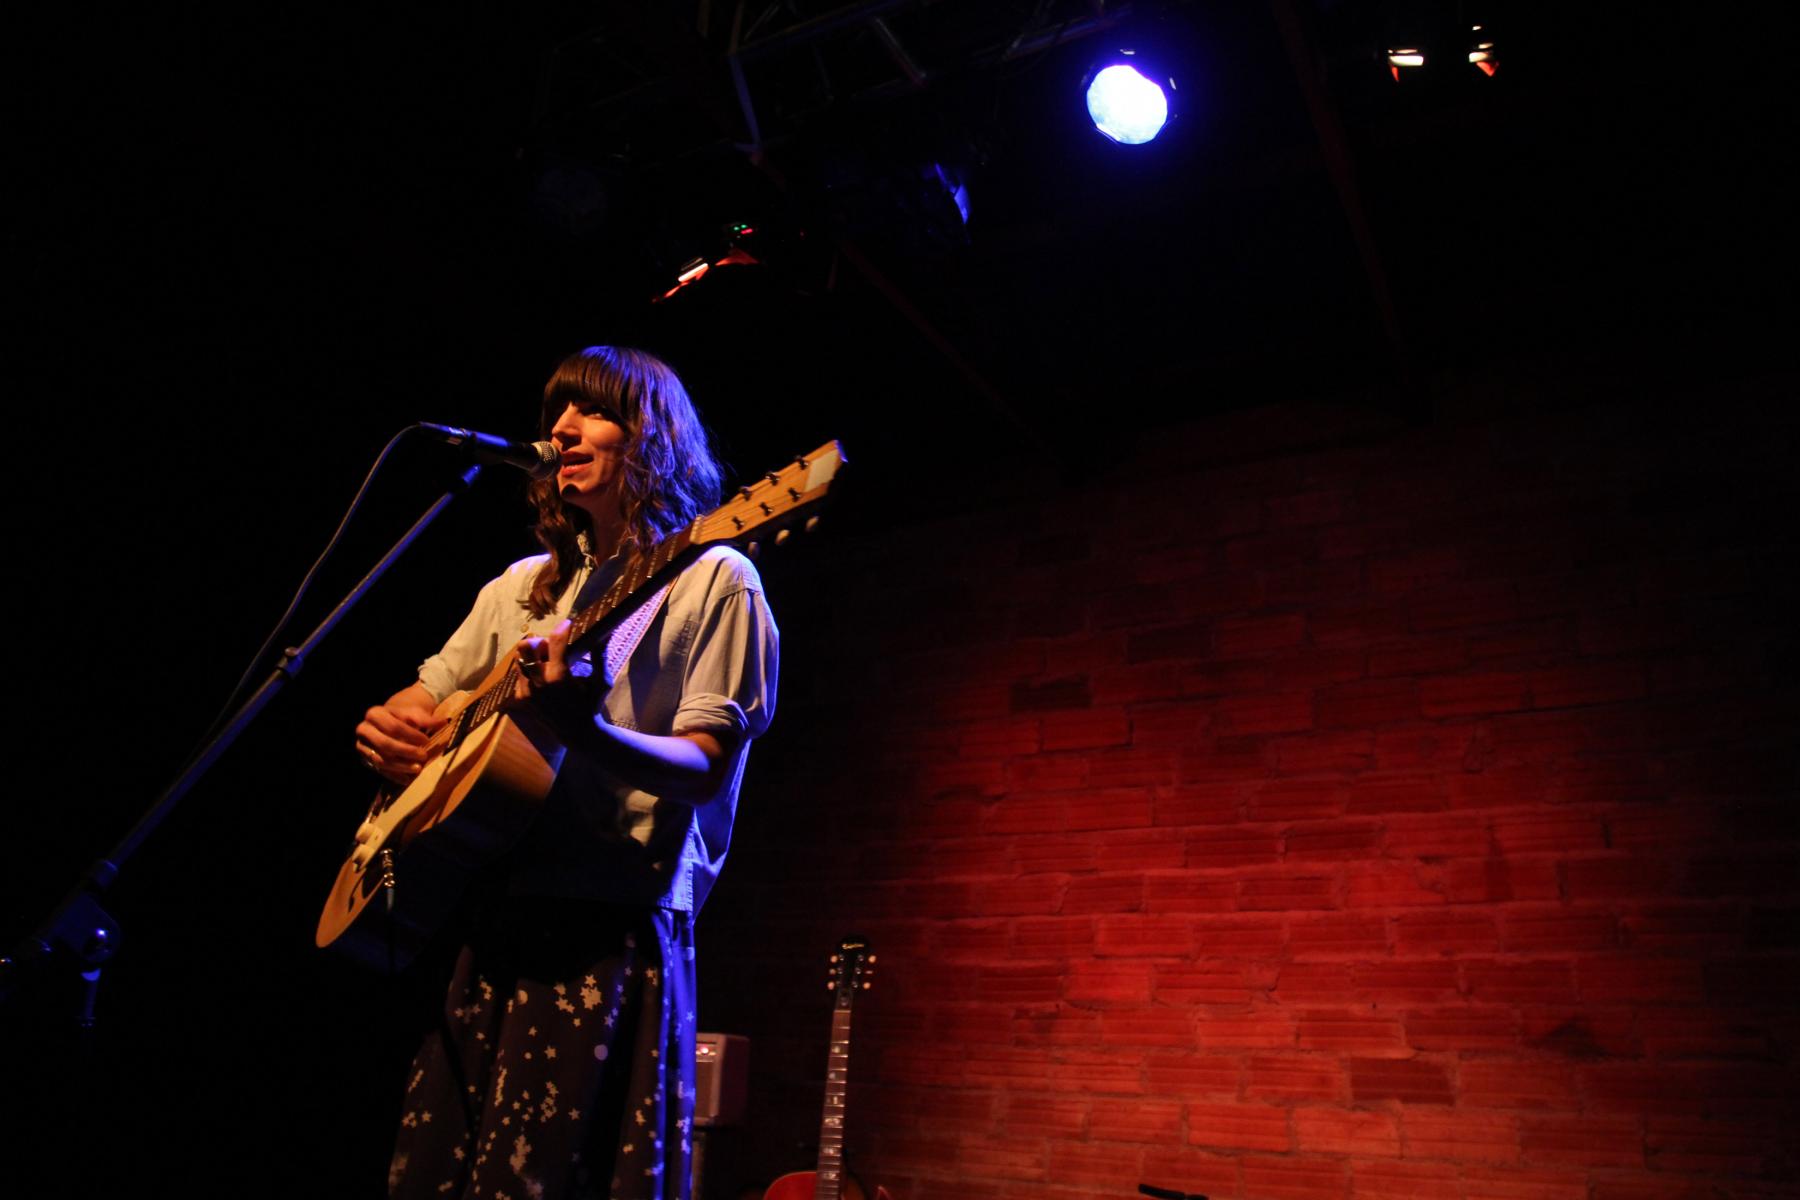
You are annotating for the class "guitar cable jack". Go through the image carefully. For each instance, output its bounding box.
[378,849,397,913]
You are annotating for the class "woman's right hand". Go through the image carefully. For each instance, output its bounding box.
[354,683,446,786]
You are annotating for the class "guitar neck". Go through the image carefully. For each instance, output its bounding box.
[814,999,856,1200]
[450,527,699,744]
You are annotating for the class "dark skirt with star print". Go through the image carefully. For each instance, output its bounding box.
[388,900,697,1200]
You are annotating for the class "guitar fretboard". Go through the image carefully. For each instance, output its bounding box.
[814,1002,856,1200]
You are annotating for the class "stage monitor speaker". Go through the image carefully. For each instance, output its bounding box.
[694,1032,749,1128]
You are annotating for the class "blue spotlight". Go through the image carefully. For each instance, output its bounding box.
[1085,58,1172,145]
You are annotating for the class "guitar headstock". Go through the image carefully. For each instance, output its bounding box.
[694,441,846,553]
[828,933,875,1006]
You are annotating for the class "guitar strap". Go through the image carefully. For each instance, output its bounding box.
[600,578,677,688]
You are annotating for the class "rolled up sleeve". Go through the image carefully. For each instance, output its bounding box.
[671,571,779,749]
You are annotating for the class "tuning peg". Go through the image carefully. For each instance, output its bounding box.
[868,954,877,963]
[738,486,753,501]
[805,516,821,534]
[747,542,761,559]
[827,981,836,990]
[775,529,792,546]
[862,981,872,990]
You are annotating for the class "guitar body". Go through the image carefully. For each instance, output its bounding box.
[314,683,562,970]
[762,1172,891,1200]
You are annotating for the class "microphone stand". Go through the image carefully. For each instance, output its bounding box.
[0,462,485,1023]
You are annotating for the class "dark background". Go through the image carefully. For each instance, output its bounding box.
[4,1,1793,1195]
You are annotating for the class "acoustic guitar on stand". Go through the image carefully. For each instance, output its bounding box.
[315,442,846,971]
[764,935,891,1200]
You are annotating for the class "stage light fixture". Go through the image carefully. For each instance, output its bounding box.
[1084,51,1175,146]
[1468,24,1497,76]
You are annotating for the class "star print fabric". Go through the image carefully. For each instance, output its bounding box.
[389,901,696,1200]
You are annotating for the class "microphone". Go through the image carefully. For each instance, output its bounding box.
[418,423,561,480]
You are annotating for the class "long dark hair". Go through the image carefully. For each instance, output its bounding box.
[525,346,724,617]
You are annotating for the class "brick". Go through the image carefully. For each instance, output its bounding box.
[1145,1054,1242,1097]
[1420,672,1532,717]
[974,964,1066,1004]
[1444,856,1561,903]
[1245,1054,1346,1103]
[1251,780,1352,823]
[1180,658,1274,697]
[1312,602,1407,646]
[959,1047,1057,1090]
[1272,963,1352,1004]
[1066,788,1153,831]
[1520,1008,1639,1059]
[1345,775,1449,814]
[1268,731,1376,774]
[1089,1096,1185,1143]
[1043,708,1132,752]
[1013,917,1094,958]
[1238,1154,1348,1200]
[1288,915,1388,958]
[1620,904,1744,952]
[1061,873,1143,915]
[1402,1110,1519,1164]
[1293,1107,1401,1156]
[1092,829,1188,872]
[1128,621,1213,664]
[1393,912,1500,954]
[1090,744,1185,788]
[1403,1007,1520,1051]
[1461,1165,1589,1200]
[1185,1102,1292,1152]
[1492,812,1606,853]
[1460,1061,1581,1110]
[1138,1151,1241,1200]
[1501,909,1619,952]
[979,876,1067,917]
[1097,915,1196,957]
[1519,1114,1644,1168]
[1092,662,1182,705]
[1216,692,1315,734]
[1383,813,1493,859]
[1351,1159,1459,1199]
[1348,1057,1454,1105]
[937,921,1012,960]
[1142,874,1236,914]
[1374,723,1478,771]
[1239,874,1338,911]
[1154,963,1271,1006]
[1464,960,1576,1004]
[1193,1012,1295,1050]
[956,1134,1049,1180]
[1129,703,1211,747]
[1345,862,1448,908]
[1002,1093,1088,1138]
[1368,637,1469,677]
[1315,678,1418,728]
[1351,961,1459,1003]
[1186,828,1283,870]
[1010,676,1093,712]
[1006,754,1090,792]
[1215,613,1307,655]
[1298,1012,1408,1054]
[1046,1051,1142,1094]
[1152,787,1242,826]
[1287,821,1384,860]
[1065,959,1154,1006]
[1192,916,1287,957]
[1099,1009,1196,1048]
[1367,546,1464,593]
[1044,1140,1143,1187]
[984,794,1071,836]
[1014,834,1100,875]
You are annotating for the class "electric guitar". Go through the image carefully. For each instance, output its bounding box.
[315,441,846,970]
[763,936,891,1200]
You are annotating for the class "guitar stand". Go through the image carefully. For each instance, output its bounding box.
[1,461,485,1024]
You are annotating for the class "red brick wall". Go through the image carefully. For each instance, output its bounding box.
[701,389,1799,1200]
